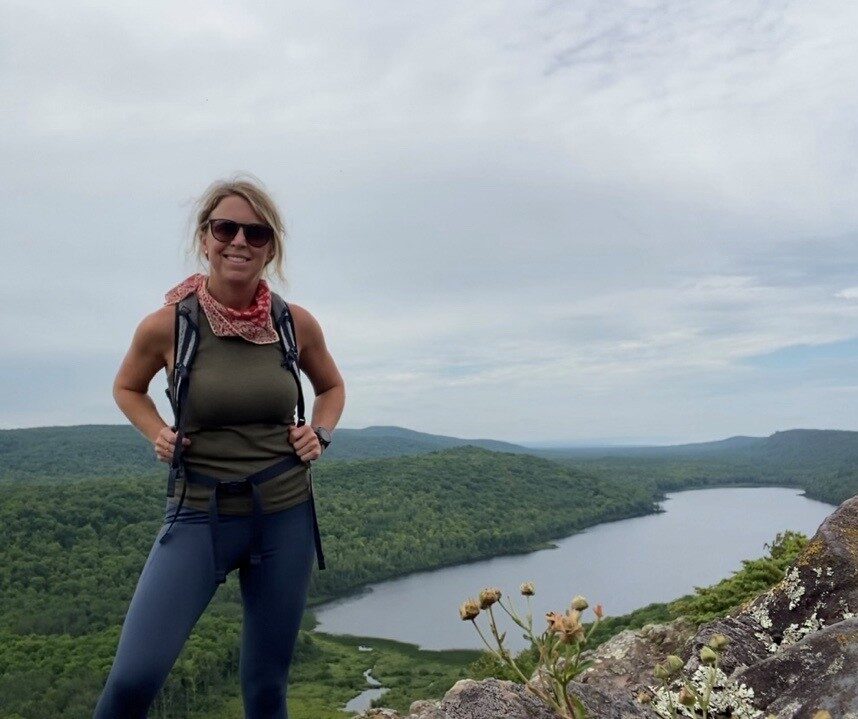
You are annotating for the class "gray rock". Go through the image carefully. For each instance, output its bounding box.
[733,617,858,717]
[567,682,657,719]
[407,698,445,718]
[435,677,655,719]
[691,496,858,678]
[578,618,697,693]
[685,614,775,677]
[438,678,557,719]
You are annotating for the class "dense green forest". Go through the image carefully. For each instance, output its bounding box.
[0,444,655,718]
[4,425,857,506]
[0,425,527,481]
[0,424,853,717]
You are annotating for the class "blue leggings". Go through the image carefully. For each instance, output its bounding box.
[93,497,316,719]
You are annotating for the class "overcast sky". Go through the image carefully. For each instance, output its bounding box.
[3,1,858,444]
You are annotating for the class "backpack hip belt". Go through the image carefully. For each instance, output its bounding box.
[157,290,326,584]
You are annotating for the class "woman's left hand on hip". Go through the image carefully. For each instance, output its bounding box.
[288,423,322,463]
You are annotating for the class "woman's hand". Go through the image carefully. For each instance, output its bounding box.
[153,426,191,464]
[288,424,323,463]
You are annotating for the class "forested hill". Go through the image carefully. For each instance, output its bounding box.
[0,424,528,483]
[4,424,857,503]
[538,429,858,505]
[313,425,526,460]
[0,444,659,629]
[0,444,658,717]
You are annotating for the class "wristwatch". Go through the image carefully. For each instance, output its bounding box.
[313,425,332,450]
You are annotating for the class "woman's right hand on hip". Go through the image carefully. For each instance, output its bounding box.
[153,426,191,463]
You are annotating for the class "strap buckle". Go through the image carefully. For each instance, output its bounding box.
[218,479,251,496]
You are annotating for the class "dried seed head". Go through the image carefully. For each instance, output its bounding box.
[520,581,535,596]
[677,687,696,707]
[545,611,564,633]
[593,603,604,619]
[570,595,589,611]
[459,598,480,621]
[478,587,501,609]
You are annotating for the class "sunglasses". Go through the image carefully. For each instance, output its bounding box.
[207,218,274,248]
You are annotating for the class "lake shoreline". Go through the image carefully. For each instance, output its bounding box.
[305,501,662,612]
[307,482,833,613]
[309,485,835,651]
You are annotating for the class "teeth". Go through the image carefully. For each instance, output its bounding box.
[224,255,249,262]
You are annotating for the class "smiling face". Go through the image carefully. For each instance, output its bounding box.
[202,194,274,284]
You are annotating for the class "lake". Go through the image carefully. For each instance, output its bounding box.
[312,486,835,651]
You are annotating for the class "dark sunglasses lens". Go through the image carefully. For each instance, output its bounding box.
[244,225,274,248]
[210,219,239,242]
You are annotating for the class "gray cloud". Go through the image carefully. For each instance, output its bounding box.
[3,1,858,442]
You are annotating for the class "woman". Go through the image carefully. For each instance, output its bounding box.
[94,176,345,719]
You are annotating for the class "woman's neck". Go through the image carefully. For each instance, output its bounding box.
[205,274,258,310]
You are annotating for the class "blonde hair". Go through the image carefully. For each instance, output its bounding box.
[189,173,287,284]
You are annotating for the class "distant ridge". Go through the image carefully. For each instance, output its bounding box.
[323,425,527,459]
[3,425,857,497]
[535,427,858,466]
[0,423,530,483]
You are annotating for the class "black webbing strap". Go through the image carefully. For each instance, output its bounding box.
[182,454,305,584]
[272,296,305,427]
[271,296,327,569]
[306,463,326,569]
[160,299,199,543]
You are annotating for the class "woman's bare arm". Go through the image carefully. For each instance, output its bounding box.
[113,306,177,449]
[291,303,346,432]
[287,303,346,460]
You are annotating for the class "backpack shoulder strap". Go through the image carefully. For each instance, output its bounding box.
[271,291,306,427]
[165,293,201,496]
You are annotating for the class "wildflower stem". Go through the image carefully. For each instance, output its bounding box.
[469,619,504,661]
[700,660,718,719]
[485,605,531,685]
[496,597,529,630]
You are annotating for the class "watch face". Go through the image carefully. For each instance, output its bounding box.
[315,427,332,445]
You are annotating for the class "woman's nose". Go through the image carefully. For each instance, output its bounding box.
[230,229,249,245]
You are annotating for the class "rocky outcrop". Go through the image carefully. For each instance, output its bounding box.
[357,678,652,719]
[356,496,858,719]
[687,494,857,679]
[734,617,858,717]
[577,617,697,694]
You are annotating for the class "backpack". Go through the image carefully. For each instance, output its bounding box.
[160,290,326,572]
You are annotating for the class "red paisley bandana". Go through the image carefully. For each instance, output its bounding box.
[164,273,278,345]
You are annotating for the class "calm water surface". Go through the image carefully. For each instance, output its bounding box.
[313,487,834,651]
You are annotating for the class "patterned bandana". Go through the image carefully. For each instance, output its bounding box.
[164,273,278,345]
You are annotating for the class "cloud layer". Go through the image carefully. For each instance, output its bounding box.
[3,1,858,443]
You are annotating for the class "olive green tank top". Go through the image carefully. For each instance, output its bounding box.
[166,309,311,515]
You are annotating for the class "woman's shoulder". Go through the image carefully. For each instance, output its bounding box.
[283,302,325,348]
[284,302,319,331]
[135,305,175,347]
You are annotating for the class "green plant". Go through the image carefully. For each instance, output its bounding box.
[459,582,603,719]
[649,634,760,719]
